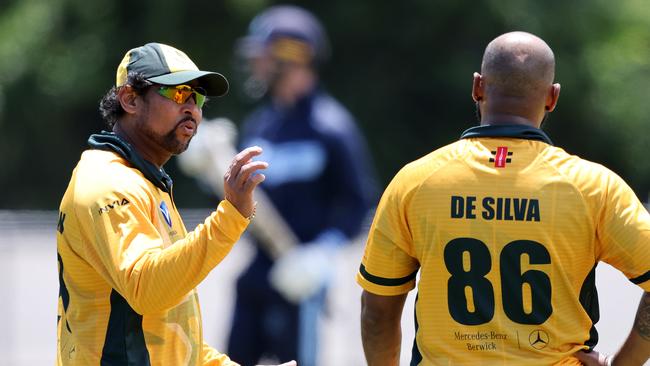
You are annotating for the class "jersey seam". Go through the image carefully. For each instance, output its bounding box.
[535,148,601,256]
[405,143,462,261]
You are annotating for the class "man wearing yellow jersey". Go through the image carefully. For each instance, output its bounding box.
[357,32,650,365]
[56,42,295,366]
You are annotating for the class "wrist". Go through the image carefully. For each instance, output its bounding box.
[246,203,256,220]
[225,198,256,220]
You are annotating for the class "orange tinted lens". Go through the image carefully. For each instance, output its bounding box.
[172,88,193,104]
[157,85,203,107]
[158,86,186,103]
[157,85,206,108]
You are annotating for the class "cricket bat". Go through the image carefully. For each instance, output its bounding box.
[177,118,298,259]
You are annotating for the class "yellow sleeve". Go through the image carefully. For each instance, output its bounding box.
[201,342,240,366]
[552,355,583,365]
[596,172,650,291]
[357,169,420,296]
[76,178,249,313]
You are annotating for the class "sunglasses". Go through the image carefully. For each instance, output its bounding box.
[156,85,207,108]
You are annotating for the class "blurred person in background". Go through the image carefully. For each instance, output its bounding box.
[357,31,649,365]
[56,42,295,366]
[226,5,377,366]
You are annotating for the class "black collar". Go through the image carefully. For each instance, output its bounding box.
[88,131,173,193]
[460,124,553,145]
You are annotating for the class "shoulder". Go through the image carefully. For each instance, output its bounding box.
[541,145,626,188]
[403,141,466,177]
[388,141,465,197]
[70,150,153,208]
[537,145,640,212]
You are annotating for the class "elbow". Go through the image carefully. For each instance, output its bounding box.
[119,273,182,315]
[106,288,158,317]
[125,278,187,314]
[120,286,156,315]
[127,293,183,315]
[128,298,155,315]
[118,251,188,314]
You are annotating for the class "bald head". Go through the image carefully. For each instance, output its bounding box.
[481,32,555,98]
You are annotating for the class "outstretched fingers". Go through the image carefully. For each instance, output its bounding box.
[223,146,268,219]
[225,146,264,182]
[237,160,268,192]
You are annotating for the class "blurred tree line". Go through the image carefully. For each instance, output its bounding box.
[1,0,649,209]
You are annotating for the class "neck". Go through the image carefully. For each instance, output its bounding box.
[113,122,169,169]
[480,114,540,128]
[478,94,546,128]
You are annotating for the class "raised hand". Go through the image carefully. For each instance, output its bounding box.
[223,146,268,218]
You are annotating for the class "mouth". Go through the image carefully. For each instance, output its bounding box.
[177,118,197,137]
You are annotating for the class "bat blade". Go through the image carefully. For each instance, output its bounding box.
[177,118,298,259]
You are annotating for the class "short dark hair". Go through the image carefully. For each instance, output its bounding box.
[99,72,152,129]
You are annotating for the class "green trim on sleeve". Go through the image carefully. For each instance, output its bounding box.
[359,263,418,286]
[630,270,650,285]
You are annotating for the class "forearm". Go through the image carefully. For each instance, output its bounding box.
[612,291,650,365]
[119,201,248,313]
[361,317,401,366]
[361,292,407,366]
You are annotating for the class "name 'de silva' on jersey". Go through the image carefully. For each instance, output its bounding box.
[450,195,540,222]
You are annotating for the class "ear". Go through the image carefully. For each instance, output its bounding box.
[117,85,140,115]
[545,83,561,112]
[472,72,484,102]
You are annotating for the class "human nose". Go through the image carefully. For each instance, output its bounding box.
[181,97,202,120]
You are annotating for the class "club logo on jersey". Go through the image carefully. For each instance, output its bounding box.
[528,329,549,350]
[490,146,513,168]
[159,201,172,228]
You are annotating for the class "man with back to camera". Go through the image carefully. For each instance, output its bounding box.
[56,42,295,366]
[226,5,377,366]
[357,31,649,365]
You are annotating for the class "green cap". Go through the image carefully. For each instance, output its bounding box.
[116,42,229,97]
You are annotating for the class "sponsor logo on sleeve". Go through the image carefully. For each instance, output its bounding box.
[98,198,130,215]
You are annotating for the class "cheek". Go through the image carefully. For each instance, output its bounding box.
[151,102,179,127]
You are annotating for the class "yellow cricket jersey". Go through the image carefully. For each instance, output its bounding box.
[357,125,650,365]
[57,132,246,365]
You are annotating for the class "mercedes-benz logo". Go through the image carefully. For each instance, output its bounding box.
[528,329,549,350]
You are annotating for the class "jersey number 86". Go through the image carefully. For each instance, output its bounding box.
[444,238,552,325]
